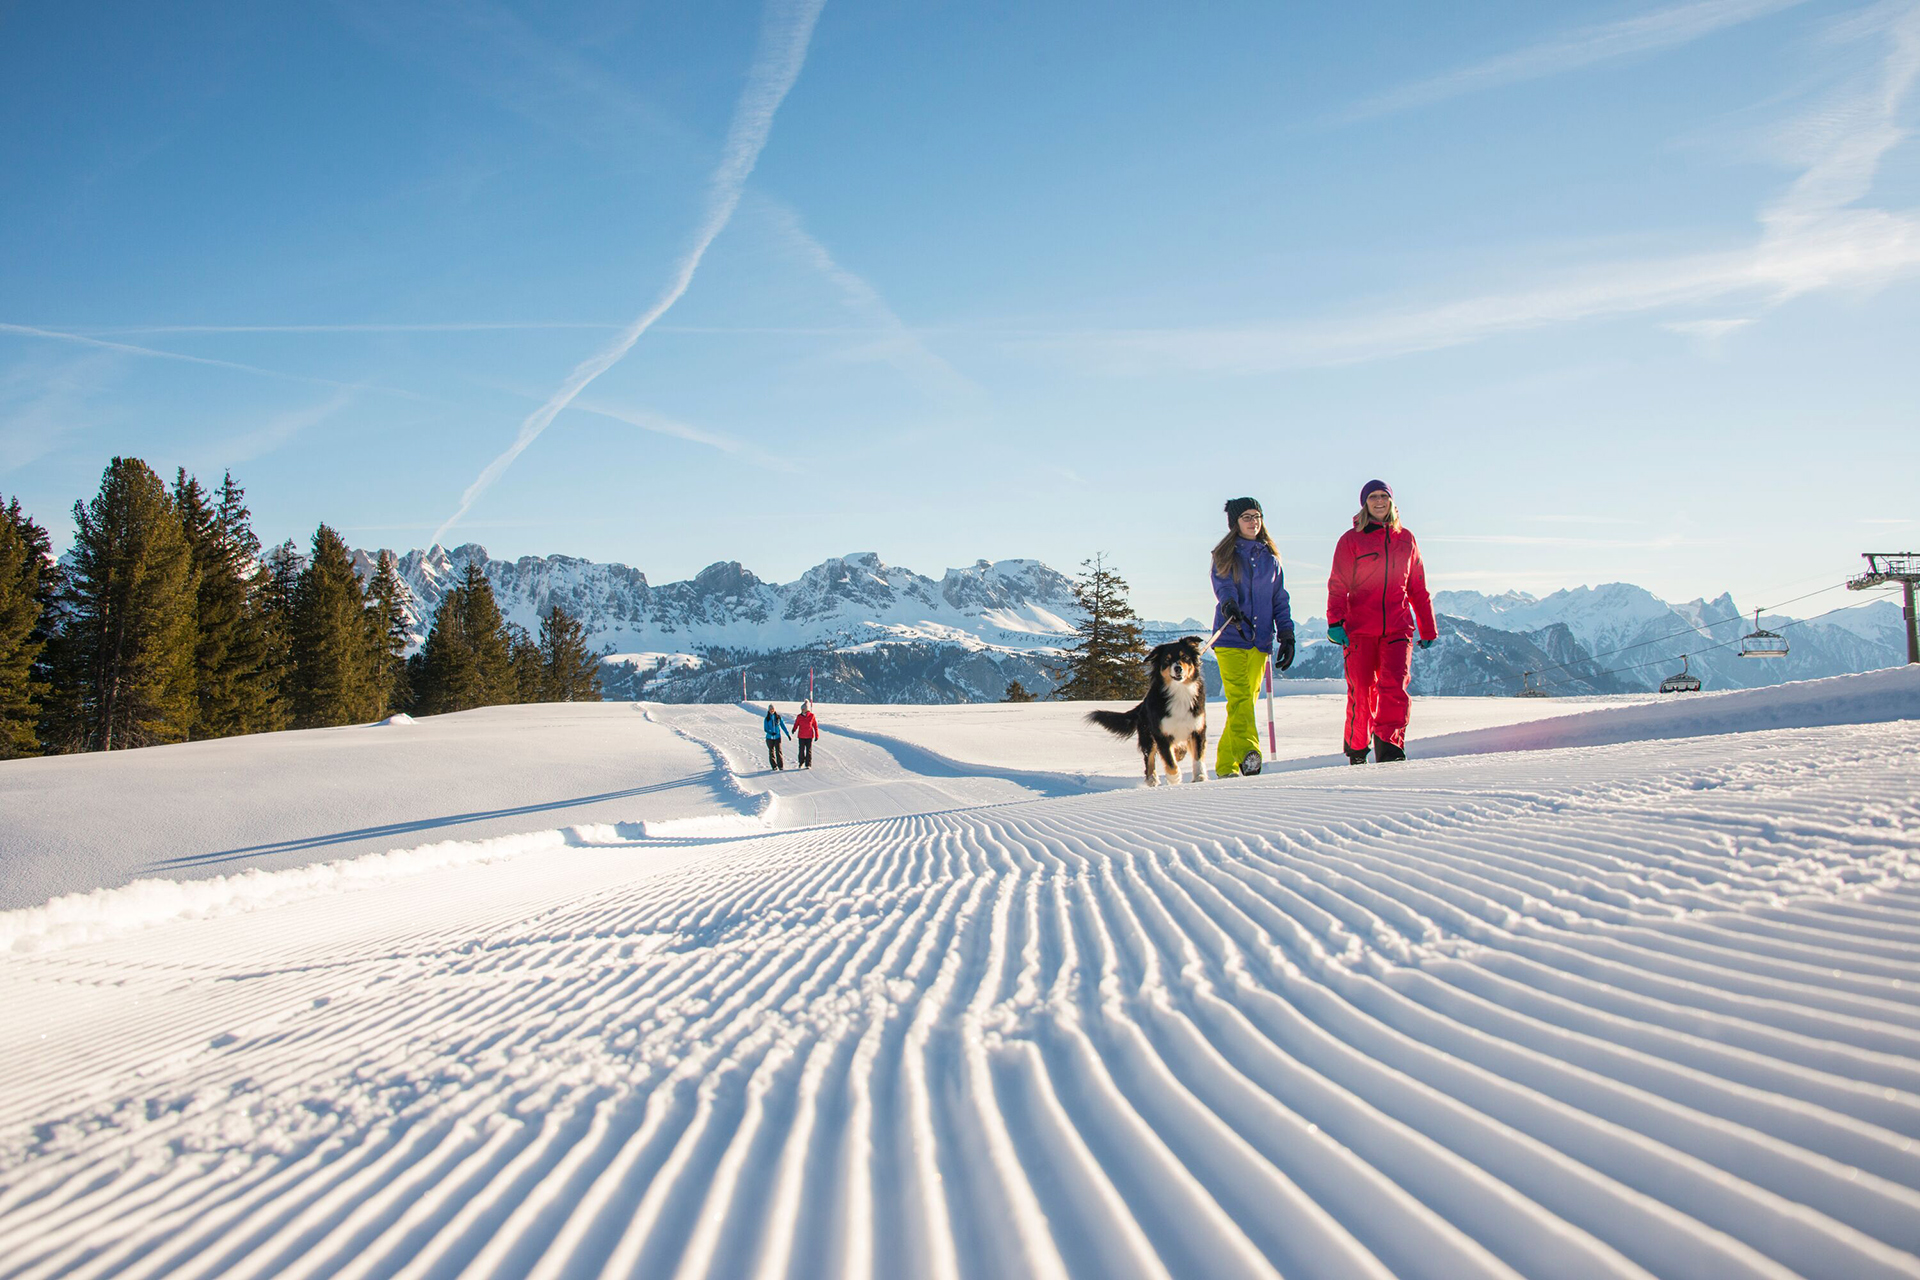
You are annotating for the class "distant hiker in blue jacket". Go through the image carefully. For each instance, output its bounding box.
[764,704,792,771]
[1210,497,1295,777]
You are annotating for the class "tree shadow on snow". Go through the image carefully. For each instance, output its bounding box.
[141,777,711,871]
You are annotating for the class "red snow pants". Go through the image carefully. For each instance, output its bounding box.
[1343,634,1413,751]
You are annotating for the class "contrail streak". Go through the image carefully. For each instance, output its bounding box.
[1341,0,1810,121]
[431,0,826,546]
[87,322,623,335]
[0,322,420,396]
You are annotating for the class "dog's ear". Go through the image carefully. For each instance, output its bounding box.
[1182,635,1203,647]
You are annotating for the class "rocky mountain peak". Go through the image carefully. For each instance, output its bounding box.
[690,561,762,598]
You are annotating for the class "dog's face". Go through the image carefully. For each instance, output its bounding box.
[1149,637,1205,686]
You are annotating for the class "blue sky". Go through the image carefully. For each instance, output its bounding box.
[2,0,1916,622]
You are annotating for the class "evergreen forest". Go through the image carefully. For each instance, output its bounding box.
[0,458,601,758]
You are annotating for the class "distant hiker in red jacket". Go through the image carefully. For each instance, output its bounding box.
[1327,480,1437,764]
[794,701,820,769]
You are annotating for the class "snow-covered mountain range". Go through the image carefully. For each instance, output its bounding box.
[1430,583,1906,693]
[353,544,1089,653]
[351,544,1908,702]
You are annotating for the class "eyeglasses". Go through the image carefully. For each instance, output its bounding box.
[1238,510,1262,521]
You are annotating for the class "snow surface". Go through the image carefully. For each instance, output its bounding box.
[3,671,1919,1279]
[0,704,734,911]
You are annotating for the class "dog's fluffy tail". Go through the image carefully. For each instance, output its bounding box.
[1086,707,1140,738]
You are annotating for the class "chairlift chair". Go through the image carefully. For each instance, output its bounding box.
[1518,671,1549,698]
[1737,608,1789,659]
[1658,654,1701,694]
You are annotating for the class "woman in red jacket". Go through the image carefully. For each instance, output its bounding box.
[1326,480,1436,763]
[793,700,820,769]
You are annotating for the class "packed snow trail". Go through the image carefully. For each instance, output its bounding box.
[4,714,1919,1279]
[649,704,1123,831]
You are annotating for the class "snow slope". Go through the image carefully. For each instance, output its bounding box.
[1406,665,1920,762]
[4,674,1919,1279]
[0,705,735,912]
[0,691,1646,911]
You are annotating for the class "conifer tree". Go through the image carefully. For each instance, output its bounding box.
[403,649,428,713]
[57,458,199,750]
[252,539,304,732]
[506,622,544,703]
[454,561,514,707]
[211,472,276,734]
[414,562,513,714]
[174,469,264,739]
[0,497,51,757]
[1053,553,1147,701]
[412,586,474,716]
[1001,679,1036,703]
[537,604,603,702]
[34,554,81,754]
[365,551,414,714]
[291,524,382,727]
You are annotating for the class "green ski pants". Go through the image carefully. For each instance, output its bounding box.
[1214,646,1268,776]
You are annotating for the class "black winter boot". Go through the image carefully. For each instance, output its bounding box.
[1372,735,1406,763]
[1344,744,1369,765]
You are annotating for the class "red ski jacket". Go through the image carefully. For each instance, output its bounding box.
[1327,521,1437,641]
[794,711,819,739]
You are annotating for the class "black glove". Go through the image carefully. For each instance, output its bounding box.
[1222,600,1252,640]
[1275,631,1296,672]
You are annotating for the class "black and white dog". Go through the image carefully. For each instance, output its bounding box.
[1086,637,1208,785]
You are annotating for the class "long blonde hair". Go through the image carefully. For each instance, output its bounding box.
[1212,526,1283,580]
[1354,497,1401,531]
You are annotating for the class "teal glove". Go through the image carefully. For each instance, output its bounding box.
[1328,623,1348,648]
[1418,638,1435,650]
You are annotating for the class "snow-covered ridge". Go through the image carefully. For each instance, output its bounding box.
[347,544,1910,700]
[350,544,1096,657]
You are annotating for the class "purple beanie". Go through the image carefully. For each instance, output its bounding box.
[1360,479,1393,503]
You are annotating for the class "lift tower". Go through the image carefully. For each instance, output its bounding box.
[1848,552,1920,665]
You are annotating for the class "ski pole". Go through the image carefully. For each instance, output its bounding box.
[1264,655,1276,759]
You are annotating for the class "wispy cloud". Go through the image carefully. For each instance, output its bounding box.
[431,0,826,546]
[1343,0,1812,121]
[1521,513,1648,526]
[1031,3,1920,375]
[72,320,955,338]
[753,197,985,399]
[0,321,423,397]
[334,0,684,155]
[197,390,357,469]
[0,352,121,474]
[1423,568,1634,588]
[1660,317,1756,338]
[1422,532,1695,550]
[82,322,623,335]
[573,400,796,472]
